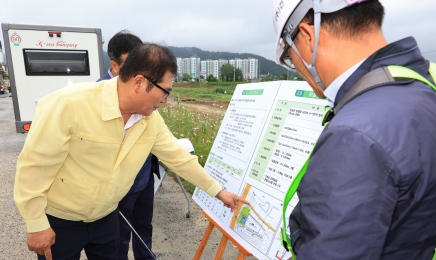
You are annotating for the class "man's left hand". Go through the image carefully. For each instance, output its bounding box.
[216,190,249,212]
[27,227,55,260]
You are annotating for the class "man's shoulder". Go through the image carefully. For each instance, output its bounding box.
[332,80,435,128]
[322,80,436,161]
[57,81,104,97]
[36,81,105,106]
[59,76,119,95]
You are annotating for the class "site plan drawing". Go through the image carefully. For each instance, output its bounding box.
[230,184,281,255]
[193,81,328,260]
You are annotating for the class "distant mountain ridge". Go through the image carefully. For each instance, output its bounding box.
[102,47,294,77]
[168,46,290,77]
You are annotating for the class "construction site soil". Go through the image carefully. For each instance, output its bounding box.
[169,98,229,117]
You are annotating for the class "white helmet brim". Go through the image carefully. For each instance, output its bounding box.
[273,0,369,65]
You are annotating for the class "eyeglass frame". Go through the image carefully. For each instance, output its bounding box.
[279,22,314,70]
[143,75,172,98]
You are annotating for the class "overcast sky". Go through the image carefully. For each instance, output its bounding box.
[0,0,435,63]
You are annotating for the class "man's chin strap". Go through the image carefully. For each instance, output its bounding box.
[291,0,325,90]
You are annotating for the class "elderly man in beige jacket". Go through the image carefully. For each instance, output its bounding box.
[15,43,247,260]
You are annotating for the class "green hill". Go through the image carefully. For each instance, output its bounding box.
[103,47,296,77]
[168,46,296,77]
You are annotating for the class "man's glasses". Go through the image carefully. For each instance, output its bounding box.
[144,76,171,98]
[280,42,295,69]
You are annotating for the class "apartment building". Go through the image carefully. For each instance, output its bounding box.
[248,58,259,80]
[212,60,220,79]
[200,59,214,79]
[190,57,200,78]
[176,58,183,77]
[182,58,191,76]
[176,56,259,80]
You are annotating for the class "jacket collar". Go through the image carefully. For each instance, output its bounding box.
[335,37,428,107]
[101,77,122,121]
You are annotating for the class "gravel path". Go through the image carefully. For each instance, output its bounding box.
[0,95,257,260]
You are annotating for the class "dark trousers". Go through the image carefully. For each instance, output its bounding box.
[118,172,155,260]
[37,210,119,260]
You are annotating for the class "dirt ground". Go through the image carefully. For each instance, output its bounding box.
[168,98,229,117]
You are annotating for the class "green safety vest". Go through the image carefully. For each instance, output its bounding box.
[280,62,436,260]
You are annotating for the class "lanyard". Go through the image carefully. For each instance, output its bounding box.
[280,106,331,258]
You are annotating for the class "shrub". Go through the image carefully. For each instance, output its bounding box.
[215,88,226,94]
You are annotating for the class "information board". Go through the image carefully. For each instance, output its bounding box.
[193,80,328,260]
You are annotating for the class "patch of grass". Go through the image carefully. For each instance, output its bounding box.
[159,102,224,166]
[172,82,240,102]
[158,101,225,193]
[205,81,246,86]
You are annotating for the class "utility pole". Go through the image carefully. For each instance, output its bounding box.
[0,40,3,81]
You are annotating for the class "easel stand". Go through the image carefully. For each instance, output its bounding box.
[193,210,253,260]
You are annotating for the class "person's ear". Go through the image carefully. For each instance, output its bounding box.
[110,60,120,76]
[299,22,315,53]
[132,76,144,93]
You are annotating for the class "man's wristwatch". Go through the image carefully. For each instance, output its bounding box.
[215,187,226,198]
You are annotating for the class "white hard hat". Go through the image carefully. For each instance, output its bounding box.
[273,0,368,88]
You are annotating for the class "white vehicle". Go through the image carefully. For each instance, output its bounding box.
[1,23,104,133]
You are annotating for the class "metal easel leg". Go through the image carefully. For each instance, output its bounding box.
[156,138,195,218]
[174,173,191,218]
[158,164,191,218]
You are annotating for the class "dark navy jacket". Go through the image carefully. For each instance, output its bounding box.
[96,70,112,82]
[295,37,436,259]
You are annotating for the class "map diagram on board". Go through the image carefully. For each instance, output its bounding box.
[230,184,282,255]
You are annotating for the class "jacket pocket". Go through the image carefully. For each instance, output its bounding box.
[46,170,99,218]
